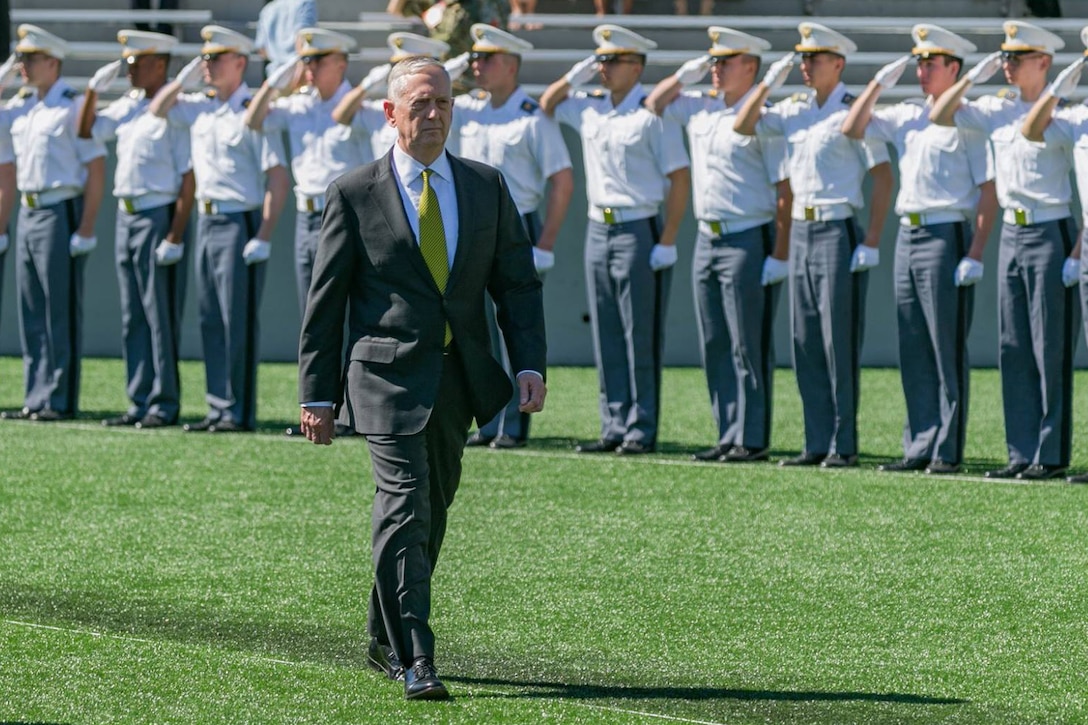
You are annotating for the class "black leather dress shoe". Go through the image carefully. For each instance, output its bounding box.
[404,657,449,700]
[183,416,217,432]
[616,440,654,455]
[779,452,827,467]
[1017,464,1067,481]
[209,419,247,433]
[692,445,727,461]
[877,458,928,472]
[31,409,72,422]
[465,432,493,447]
[821,454,858,468]
[0,407,36,420]
[925,460,961,475]
[723,446,770,462]
[985,462,1028,479]
[103,413,140,427]
[575,438,622,453]
[135,414,173,429]
[1066,472,1088,484]
[366,638,405,682]
[490,434,524,449]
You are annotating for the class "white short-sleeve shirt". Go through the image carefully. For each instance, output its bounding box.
[93,89,192,198]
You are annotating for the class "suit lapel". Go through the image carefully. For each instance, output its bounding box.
[370,151,442,292]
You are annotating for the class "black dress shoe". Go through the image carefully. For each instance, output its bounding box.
[1017,464,1067,480]
[692,445,728,461]
[135,414,173,429]
[723,446,770,462]
[209,419,247,433]
[779,452,827,467]
[103,413,140,427]
[1066,472,1088,484]
[30,409,72,422]
[404,657,449,700]
[575,438,622,453]
[490,434,525,449]
[616,440,654,455]
[465,432,493,447]
[183,416,217,432]
[985,462,1028,479]
[925,460,961,475]
[821,454,858,468]
[366,638,405,682]
[877,458,928,472]
[1,407,37,420]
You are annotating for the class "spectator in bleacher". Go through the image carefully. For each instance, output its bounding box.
[931,21,1076,481]
[734,22,894,468]
[508,0,541,30]
[150,25,290,432]
[541,25,691,455]
[842,24,997,476]
[457,23,573,449]
[0,25,106,422]
[131,0,179,36]
[255,0,317,80]
[78,30,195,430]
[646,26,789,464]
[386,0,509,59]
[594,0,634,14]
[673,0,715,14]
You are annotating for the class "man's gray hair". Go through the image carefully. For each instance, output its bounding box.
[387,56,449,102]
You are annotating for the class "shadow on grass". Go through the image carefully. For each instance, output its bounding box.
[0,722,70,725]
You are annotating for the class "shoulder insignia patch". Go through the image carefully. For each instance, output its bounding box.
[1057,97,1070,108]
[764,99,773,108]
[62,88,79,100]
[520,98,539,114]
[842,92,856,106]
[242,97,252,109]
[997,88,1017,100]
[790,91,808,103]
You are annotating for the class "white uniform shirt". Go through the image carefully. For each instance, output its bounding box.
[455,87,572,215]
[0,80,106,193]
[954,90,1072,211]
[92,89,192,198]
[757,82,889,211]
[867,98,991,217]
[168,84,287,207]
[1040,102,1088,225]
[665,86,788,224]
[555,83,689,215]
[263,81,372,197]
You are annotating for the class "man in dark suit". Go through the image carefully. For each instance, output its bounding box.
[297,57,547,701]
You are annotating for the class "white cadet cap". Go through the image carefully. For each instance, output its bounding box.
[593,24,657,59]
[707,26,772,58]
[118,29,179,60]
[1001,20,1064,55]
[15,24,69,60]
[1081,25,1088,55]
[795,22,857,56]
[911,24,976,60]
[296,27,356,58]
[470,23,534,55]
[199,25,255,56]
[387,32,450,62]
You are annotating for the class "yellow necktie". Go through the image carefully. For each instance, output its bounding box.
[418,168,452,346]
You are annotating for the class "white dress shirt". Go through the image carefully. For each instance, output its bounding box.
[93,89,192,199]
[391,143,459,266]
[1041,103,1088,225]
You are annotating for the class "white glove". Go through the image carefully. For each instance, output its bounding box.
[965,51,1003,85]
[69,233,97,257]
[444,52,471,83]
[176,55,205,89]
[564,55,600,88]
[649,244,678,271]
[761,256,789,286]
[266,54,300,91]
[532,246,555,273]
[0,53,19,88]
[849,245,879,273]
[953,256,984,287]
[874,54,912,90]
[1062,256,1080,287]
[88,59,123,92]
[674,54,712,86]
[155,240,184,267]
[762,52,796,92]
[360,63,392,93]
[1048,57,1086,100]
[0,233,8,255]
[242,238,271,265]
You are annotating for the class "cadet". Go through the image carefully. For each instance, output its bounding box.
[150,25,290,432]
[458,23,573,449]
[843,24,997,475]
[647,26,791,464]
[79,30,195,429]
[931,21,1077,480]
[0,25,106,421]
[735,22,894,468]
[541,25,691,455]
[0,54,16,351]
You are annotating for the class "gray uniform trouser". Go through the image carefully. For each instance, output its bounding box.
[586,216,670,445]
[791,217,867,457]
[998,217,1077,467]
[894,221,973,464]
[16,196,85,414]
[477,211,543,442]
[195,209,265,430]
[116,205,187,423]
[693,222,779,449]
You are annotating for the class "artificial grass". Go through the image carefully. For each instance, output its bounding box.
[1,357,1086,724]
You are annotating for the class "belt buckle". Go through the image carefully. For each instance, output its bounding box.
[603,207,616,225]
[122,198,136,214]
[305,198,316,213]
[908,212,922,226]
[202,200,214,215]
[25,192,39,209]
[1014,208,1028,226]
[804,206,815,222]
[709,221,723,236]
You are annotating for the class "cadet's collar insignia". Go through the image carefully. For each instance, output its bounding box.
[917,27,928,40]
[997,87,1017,100]
[17,87,33,98]
[127,88,142,99]
[472,89,488,100]
[520,98,539,114]
[706,88,719,98]
[842,92,856,105]
[790,91,808,102]
[205,90,218,99]
[589,89,606,98]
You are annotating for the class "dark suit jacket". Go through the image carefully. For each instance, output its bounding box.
[298,150,546,435]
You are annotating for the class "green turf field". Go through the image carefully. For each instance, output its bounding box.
[1,357,1087,724]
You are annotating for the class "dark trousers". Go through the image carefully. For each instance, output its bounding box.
[366,349,473,665]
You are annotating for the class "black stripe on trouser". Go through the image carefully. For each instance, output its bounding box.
[1058,218,1076,465]
[758,222,775,450]
[521,212,540,247]
[512,211,542,438]
[242,211,258,430]
[953,222,969,464]
[845,220,861,454]
[648,216,664,437]
[63,198,79,413]
[164,204,181,407]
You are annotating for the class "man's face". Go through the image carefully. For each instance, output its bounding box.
[711,54,757,94]
[471,52,516,91]
[126,54,167,92]
[202,51,245,89]
[916,56,958,97]
[18,52,58,87]
[384,65,452,157]
[598,54,643,92]
[1002,51,1049,87]
[303,52,346,90]
[799,51,842,88]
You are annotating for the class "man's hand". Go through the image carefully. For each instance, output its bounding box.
[70,233,97,257]
[361,64,392,93]
[267,55,300,91]
[517,372,546,413]
[532,247,555,272]
[1048,57,1086,100]
[1062,256,1080,287]
[849,245,879,273]
[564,55,600,88]
[243,238,271,265]
[300,406,335,445]
[176,55,205,89]
[874,54,912,90]
[674,54,712,86]
[761,256,789,286]
[649,244,678,271]
[444,52,471,83]
[954,257,984,287]
[0,53,18,88]
[155,240,184,266]
[965,51,1003,85]
[762,52,796,91]
[88,59,123,92]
